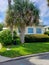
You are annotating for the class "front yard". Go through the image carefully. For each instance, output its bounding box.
[0,42,49,58]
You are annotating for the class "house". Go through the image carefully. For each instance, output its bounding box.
[17,20,46,35]
[3,20,48,35]
[44,26,49,32]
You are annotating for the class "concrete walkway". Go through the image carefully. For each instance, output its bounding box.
[0,52,49,65]
[0,56,11,62]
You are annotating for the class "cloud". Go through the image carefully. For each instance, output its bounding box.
[0,0,8,12]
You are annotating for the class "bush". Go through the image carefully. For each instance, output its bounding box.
[25,34,49,43]
[0,30,12,46]
[13,31,20,45]
[44,31,49,36]
[0,23,4,31]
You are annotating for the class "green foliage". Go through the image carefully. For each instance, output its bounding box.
[0,30,12,46]
[25,34,49,42]
[12,31,20,45]
[16,38,21,45]
[0,42,49,58]
[13,0,39,26]
[0,23,4,31]
[44,31,49,36]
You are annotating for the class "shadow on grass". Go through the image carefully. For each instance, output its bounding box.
[0,50,23,58]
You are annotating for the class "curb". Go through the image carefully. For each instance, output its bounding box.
[0,52,49,63]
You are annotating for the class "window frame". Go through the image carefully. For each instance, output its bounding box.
[36,28,42,34]
[28,27,34,34]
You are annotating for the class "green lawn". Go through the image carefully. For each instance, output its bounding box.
[0,42,49,58]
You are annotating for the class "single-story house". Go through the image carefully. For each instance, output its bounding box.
[44,26,49,31]
[17,20,46,35]
[3,20,48,35]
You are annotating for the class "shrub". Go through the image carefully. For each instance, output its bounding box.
[25,34,49,43]
[0,23,4,31]
[0,30,12,46]
[13,31,20,45]
[44,31,49,36]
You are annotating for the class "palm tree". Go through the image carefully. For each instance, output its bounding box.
[13,0,39,43]
[5,0,15,39]
[5,9,14,39]
[47,0,49,6]
[8,0,11,9]
[5,0,39,43]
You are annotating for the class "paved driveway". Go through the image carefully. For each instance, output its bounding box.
[0,53,49,65]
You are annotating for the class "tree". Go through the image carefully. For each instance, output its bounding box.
[5,0,39,43]
[5,0,14,39]
[5,9,14,39]
[8,0,11,9]
[13,0,39,43]
[47,0,49,6]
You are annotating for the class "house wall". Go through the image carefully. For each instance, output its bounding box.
[44,26,49,32]
[17,26,45,35]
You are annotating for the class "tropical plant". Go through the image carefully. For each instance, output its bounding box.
[5,9,14,39]
[8,0,11,9]
[6,0,39,43]
[47,0,49,6]
[5,0,14,39]
[13,0,39,43]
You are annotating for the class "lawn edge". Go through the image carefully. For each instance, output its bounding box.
[0,52,49,63]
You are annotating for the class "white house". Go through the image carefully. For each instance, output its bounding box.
[44,26,49,31]
[17,20,46,35]
[3,20,48,35]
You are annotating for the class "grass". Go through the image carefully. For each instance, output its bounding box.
[0,42,49,58]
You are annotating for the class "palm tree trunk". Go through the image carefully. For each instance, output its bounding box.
[19,27,25,44]
[8,0,11,9]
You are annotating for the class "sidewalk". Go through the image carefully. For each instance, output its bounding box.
[0,56,11,62]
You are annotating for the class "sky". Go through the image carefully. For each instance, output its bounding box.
[0,0,49,25]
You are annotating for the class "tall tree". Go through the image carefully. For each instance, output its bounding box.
[8,0,11,9]
[47,0,49,6]
[5,10,14,39]
[5,0,14,39]
[5,0,39,43]
[13,0,39,43]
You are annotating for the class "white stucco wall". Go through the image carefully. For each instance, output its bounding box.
[17,26,45,35]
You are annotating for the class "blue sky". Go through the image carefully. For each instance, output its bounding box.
[0,0,49,25]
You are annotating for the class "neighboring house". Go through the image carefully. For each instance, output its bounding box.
[44,26,49,32]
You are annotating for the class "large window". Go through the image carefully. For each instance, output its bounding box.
[36,28,42,34]
[28,28,34,33]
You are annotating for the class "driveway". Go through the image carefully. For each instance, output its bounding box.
[0,52,49,65]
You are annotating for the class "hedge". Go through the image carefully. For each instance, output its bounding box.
[0,30,12,46]
[25,34,49,42]
[44,31,49,36]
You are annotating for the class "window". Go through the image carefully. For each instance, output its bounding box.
[36,28,42,34]
[28,28,34,33]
